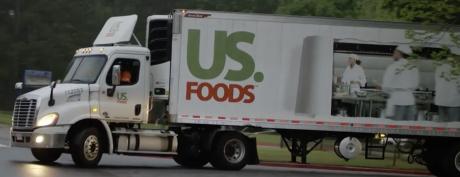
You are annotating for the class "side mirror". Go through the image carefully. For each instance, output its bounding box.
[15,82,23,90]
[112,65,121,86]
[108,65,121,97]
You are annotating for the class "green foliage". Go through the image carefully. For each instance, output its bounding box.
[383,0,460,77]
[277,0,360,18]
[0,111,11,125]
[276,0,399,21]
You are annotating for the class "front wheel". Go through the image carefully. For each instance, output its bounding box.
[70,127,103,168]
[31,148,62,163]
[210,132,248,170]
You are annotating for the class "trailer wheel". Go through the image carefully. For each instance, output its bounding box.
[440,143,460,177]
[70,127,103,168]
[31,148,62,163]
[424,145,445,177]
[210,132,248,170]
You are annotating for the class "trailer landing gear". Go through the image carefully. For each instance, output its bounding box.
[280,133,323,164]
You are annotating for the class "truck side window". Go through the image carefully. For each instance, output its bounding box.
[106,58,140,86]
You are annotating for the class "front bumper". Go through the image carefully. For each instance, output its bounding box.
[10,126,70,149]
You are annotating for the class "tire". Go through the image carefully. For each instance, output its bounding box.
[173,153,208,168]
[425,150,445,176]
[31,148,62,163]
[174,130,208,168]
[424,141,446,177]
[440,143,460,177]
[210,132,248,170]
[70,127,103,168]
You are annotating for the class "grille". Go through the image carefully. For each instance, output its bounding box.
[12,99,37,128]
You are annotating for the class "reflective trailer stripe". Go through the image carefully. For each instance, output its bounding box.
[178,115,459,133]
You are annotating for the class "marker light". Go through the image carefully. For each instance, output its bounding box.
[92,107,98,113]
[36,113,59,127]
[374,133,386,139]
[35,135,44,144]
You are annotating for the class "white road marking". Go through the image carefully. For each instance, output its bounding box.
[0,144,9,148]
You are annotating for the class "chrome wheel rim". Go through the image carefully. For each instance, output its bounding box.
[83,135,99,161]
[455,151,460,172]
[223,138,245,164]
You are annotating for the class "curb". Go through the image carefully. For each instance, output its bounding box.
[259,161,431,176]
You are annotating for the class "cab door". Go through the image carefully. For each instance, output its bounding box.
[99,53,147,122]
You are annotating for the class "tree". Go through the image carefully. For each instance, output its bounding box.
[276,0,360,18]
[383,0,460,76]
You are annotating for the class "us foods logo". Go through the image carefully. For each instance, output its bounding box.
[186,29,264,104]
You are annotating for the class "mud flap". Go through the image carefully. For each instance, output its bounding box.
[246,137,259,165]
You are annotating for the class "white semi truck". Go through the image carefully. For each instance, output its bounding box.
[10,10,460,176]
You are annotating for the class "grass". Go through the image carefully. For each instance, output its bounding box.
[257,146,425,170]
[0,111,11,125]
[255,133,426,170]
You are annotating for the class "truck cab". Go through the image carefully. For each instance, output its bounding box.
[10,15,179,167]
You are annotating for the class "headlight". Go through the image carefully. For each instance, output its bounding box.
[36,113,59,127]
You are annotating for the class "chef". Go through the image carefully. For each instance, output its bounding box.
[435,61,460,122]
[342,54,367,94]
[382,45,419,121]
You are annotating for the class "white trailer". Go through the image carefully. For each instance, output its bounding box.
[10,10,460,176]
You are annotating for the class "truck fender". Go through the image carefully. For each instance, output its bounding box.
[66,118,113,154]
[202,129,259,165]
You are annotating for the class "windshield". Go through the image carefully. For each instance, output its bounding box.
[63,55,107,84]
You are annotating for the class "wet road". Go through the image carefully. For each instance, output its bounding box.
[0,126,431,177]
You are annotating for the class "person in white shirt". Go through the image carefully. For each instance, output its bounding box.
[342,54,367,94]
[382,45,419,121]
[435,62,460,122]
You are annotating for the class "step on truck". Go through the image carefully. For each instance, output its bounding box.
[10,9,460,176]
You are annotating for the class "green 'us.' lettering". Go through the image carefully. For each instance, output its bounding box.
[187,29,264,82]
